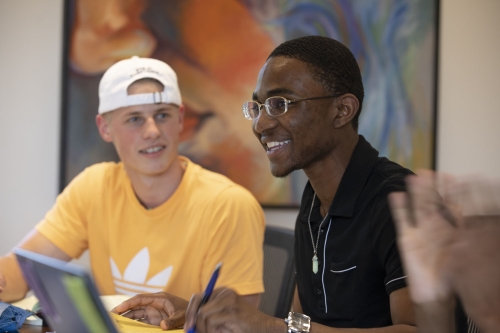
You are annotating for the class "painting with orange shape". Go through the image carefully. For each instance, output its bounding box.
[70,0,155,74]
[170,0,290,204]
[62,0,437,206]
[179,0,274,91]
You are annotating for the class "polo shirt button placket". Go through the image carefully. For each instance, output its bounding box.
[312,253,325,311]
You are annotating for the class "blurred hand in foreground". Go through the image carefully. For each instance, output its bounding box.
[389,170,500,332]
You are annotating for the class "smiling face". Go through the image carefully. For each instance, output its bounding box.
[252,56,343,177]
[96,80,184,178]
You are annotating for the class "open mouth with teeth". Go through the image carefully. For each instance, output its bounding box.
[140,145,166,154]
[266,140,290,152]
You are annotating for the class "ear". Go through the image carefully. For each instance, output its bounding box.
[96,114,113,143]
[333,94,359,129]
[178,104,185,132]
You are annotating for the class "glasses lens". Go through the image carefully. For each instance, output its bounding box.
[265,97,287,116]
[242,102,260,119]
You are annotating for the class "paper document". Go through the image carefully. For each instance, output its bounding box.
[110,312,183,332]
[11,294,42,326]
[100,294,131,312]
[12,294,183,331]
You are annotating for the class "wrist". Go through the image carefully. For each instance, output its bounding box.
[414,299,455,333]
[266,315,288,333]
[474,315,500,333]
[407,281,454,305]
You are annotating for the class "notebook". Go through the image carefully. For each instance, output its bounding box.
[14,248,182,333]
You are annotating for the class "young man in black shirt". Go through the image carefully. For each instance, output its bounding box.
[185,36,416,332]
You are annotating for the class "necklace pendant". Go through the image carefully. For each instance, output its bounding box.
[312,254,319,274]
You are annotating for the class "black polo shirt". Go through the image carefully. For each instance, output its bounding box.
[295,135,413,328]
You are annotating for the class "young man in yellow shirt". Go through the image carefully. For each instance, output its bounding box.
[0,56,265,329]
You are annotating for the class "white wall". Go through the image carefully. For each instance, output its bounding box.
[436,0,500,176]
[0,0,63,253]
[1,0,500,255]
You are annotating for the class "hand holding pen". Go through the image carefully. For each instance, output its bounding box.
[184,284,275,333]
[186,262,222,333]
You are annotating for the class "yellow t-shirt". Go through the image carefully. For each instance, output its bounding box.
[36,157,265,300]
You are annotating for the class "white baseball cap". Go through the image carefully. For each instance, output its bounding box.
[98,56,182,114]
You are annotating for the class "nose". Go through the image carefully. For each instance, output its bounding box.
[143,117,160,139]
[253,107,278,135]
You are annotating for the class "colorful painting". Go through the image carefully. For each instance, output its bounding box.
[61,0,438,206]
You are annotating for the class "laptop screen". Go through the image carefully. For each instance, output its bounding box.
[14,248,119,333]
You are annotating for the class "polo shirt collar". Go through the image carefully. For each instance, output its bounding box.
[327,135,379,218]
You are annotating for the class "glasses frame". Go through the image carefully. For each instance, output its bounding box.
[242,95,340,120]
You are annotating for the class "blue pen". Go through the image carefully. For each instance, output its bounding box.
[187,262,222,333]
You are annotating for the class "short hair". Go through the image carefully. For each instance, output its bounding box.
[268,36,364,130]
[102,78,165,120]
[127,78,164,94]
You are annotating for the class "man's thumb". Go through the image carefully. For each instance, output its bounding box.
[161,311,185,330]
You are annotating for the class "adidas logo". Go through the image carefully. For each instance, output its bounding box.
[110,247,173,296]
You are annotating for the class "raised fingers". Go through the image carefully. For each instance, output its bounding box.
[388,191,412,235]
[406,171,443,225]
[461,175,500,218]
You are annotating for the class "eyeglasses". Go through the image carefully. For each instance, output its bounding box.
[241,95,339,120]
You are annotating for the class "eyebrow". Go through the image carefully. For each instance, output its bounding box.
[252,88,297,102]
[153,106,174,113]
[123,106,173,117]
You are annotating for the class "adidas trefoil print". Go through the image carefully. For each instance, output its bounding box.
[110,247,173,295]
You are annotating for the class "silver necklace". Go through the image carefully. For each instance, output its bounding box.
[307,193,330,274]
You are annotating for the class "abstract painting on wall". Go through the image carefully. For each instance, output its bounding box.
[61,0,438,206]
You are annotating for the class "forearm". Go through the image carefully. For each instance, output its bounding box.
[265,317,416,333]
[413,300,455,333]
[265,316,288,333]
[242,293,261,308]
[310,324,416,333]
[473,315,500,333]
[0,253,29,302]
